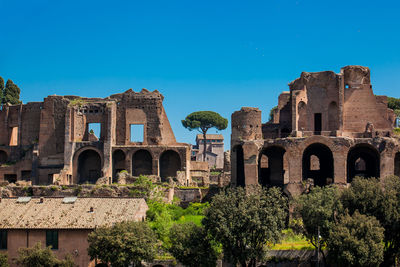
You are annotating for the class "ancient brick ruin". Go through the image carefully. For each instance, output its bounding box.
[231,65,400,196]
[0,89,191,185]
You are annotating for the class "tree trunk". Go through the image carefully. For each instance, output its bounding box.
[203,131,207,162]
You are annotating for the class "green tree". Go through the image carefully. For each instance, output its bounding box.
[327,211,384,267]
[341,176,400,264]
[3,79,21,105]
[294,185,342,262]
[0,77,4,105]
[14,242,74,267]
[388,97,400,119]
[181,111,228,161]
[268,106,278,122]
[203,186,287,267]
[0,252,9,267]
[87,221,158,267]
[169,222,219,267]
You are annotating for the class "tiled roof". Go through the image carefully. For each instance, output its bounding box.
[0,197,147,229]
[196,134,224,140]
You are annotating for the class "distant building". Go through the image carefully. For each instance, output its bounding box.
[0,197,148,267]
[192,134,224,169]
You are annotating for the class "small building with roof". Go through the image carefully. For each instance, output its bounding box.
[0,196,148,267]
[192,134,224,169]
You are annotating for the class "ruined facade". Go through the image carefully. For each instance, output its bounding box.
[231,66,400,196]
[0,89,191,185]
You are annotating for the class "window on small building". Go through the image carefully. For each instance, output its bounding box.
[46,230,58,250]
[0,230,7,250]
[130,124,144,142]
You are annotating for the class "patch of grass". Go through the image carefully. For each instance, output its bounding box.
[176,215,204,226]
[210,171,221,175]
[270,229,314,250]
[394,128,400,136]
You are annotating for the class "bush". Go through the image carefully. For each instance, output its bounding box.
[0,253,9,267]
[169,222,219,267]
[14,242,74,267]
[203,186,287,267]
[88,221,157,267]
[327,211,384,266]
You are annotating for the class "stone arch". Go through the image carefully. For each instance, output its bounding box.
[113,150,126,182]
[159,150,181,182]
[132,149,153,176]
[347,144,380,183]
[75,149,102,184]
[233,145,245,187]
[328,101,339,132]
[298,101,307,131]
[302,143,334,186]
[258,146,286,187]
[0,150,7,164]
[395,152,400,177]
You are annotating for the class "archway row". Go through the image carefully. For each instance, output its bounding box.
[233,143,381,188]
[112,149,182,183]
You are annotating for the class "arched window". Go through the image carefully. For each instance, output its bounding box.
[302,143,334,186]
[113,150,126,182]
[159,150,181,182]
[347,144,380,183]
[258,146,286,187]
[77,149,102,184]
[132,150,153,176]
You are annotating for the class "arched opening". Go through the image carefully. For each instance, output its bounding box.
[113,150,126,182]
[302,143,334,186]
[258,146,286,187]
[160,150,181,182]
[298,101,307,131]
[132,149,153,176]
[395,152,400,177]
[347,144,380,183]
[328,101,339,132]
[0,150,7,164]
[233,145,245,187]
[77,149,102,184]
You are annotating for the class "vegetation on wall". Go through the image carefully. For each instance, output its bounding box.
[269,106,278,122]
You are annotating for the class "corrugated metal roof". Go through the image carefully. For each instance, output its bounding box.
[0,197,147,229]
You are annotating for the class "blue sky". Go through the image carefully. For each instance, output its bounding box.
[1,0,400,150]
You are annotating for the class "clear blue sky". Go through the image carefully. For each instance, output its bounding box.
[1,0,400,150]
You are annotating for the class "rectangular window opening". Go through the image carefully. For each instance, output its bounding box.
[130,124,144,142]
[9,127,18,146]
[0,230,7,250]
[87,123,101,141]
[46,230,58,250]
